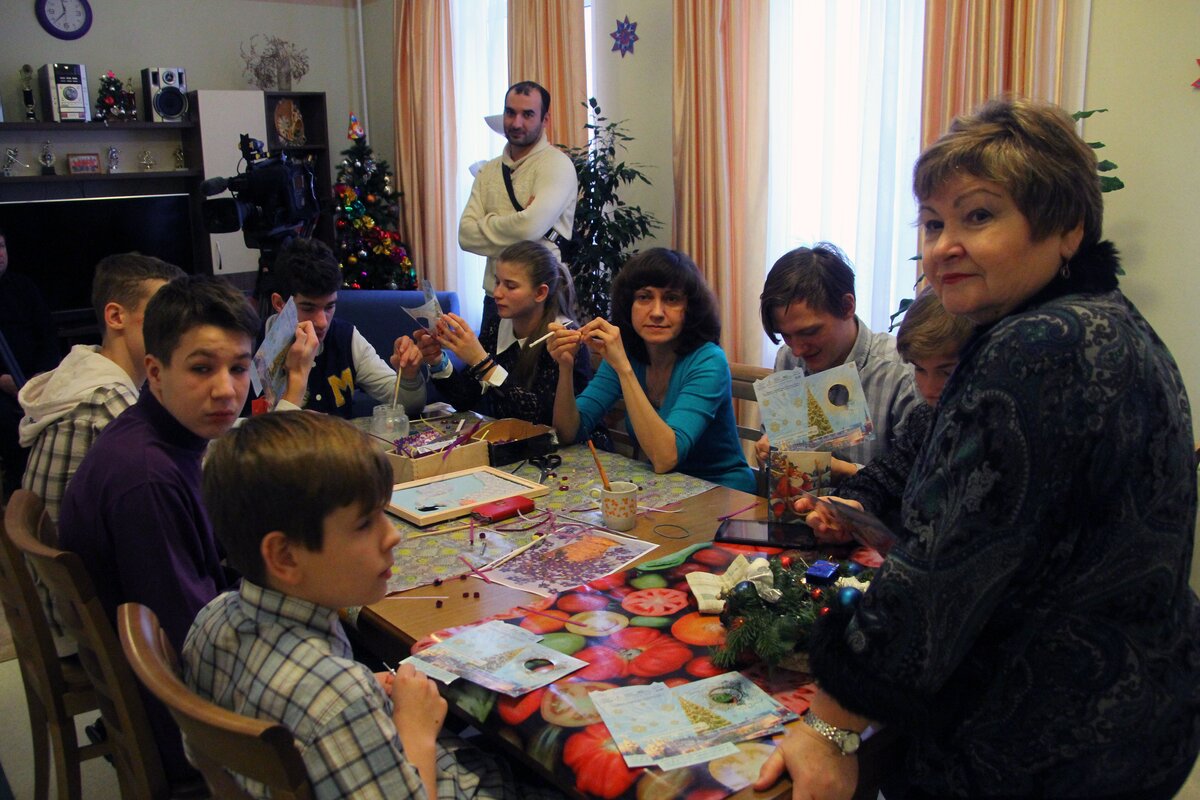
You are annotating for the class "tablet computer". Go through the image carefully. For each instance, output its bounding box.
[713,518,817,549]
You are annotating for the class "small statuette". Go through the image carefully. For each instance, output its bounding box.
[106,146,120,174]
[139,149,156,171]
[3,148,29,178]
[173,146,185,170]
[39,141,56,176]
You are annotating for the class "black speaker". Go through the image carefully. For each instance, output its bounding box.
[141,68,188,122]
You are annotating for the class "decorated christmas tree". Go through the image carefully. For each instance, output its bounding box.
[333,114,416,289]
[94,71,135,121]
[806,388,834,438]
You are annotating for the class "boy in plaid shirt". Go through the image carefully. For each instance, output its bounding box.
[187,412,551,799]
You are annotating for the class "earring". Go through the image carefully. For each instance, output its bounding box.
[1059,257,1071,280]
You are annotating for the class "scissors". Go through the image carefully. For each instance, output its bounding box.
[529,454,562,484]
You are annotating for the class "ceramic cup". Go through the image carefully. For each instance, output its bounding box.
[371,405,410,440]
[589,480,638,531]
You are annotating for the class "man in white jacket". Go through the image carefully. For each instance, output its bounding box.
[18,253,183,522]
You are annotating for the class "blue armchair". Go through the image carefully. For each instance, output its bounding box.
[334,289,462,416]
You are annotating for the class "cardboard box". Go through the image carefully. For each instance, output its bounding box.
[475,418,555,466]
[375,437,490,484]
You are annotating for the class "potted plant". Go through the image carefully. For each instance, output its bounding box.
[562,98,662,321]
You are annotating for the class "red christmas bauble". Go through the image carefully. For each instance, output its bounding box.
[780,555,793,569]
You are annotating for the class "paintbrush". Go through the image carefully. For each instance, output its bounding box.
[587,440,612,491]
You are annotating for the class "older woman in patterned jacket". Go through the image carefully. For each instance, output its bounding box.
[758,98,1200,799]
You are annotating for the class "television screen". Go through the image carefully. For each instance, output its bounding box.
[0,193,195,322]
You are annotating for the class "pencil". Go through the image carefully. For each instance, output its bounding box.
[588,440,612,491]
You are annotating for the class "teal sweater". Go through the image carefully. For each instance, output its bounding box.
[574,342,755,493]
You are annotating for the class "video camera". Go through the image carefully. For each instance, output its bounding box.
[200,134,319,250]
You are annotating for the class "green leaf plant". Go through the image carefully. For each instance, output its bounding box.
[561,98,662,321]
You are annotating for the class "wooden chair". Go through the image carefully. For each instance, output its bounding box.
[0,498,109,800]
[118,603,314,800]
[5,490,171,800]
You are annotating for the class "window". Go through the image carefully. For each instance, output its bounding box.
[763,0,925,364]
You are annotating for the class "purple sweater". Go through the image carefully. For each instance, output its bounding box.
[59,387,231,784]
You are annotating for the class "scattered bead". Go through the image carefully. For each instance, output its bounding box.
[473,591,480,599]
[462,591,469,598]
[460,575,467,581]
[479,532,486,539]
[435,600,443,608]
[559,484,569,491]
[433,578,442,586]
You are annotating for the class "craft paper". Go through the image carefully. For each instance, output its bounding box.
[403,620,586,696]
[251,297,299,403]
[401,279,443,331]
[482,524,658,597]
[755,362,874,451]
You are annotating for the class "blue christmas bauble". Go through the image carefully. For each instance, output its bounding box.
[838,586,863,608]
[845,561,865,576]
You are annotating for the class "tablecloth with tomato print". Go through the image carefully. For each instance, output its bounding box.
[412,539,883,800]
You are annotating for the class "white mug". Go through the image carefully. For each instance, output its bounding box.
[588,481,638,531]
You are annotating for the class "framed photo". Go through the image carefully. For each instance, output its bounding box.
[388,465,549,526]
[67,153,100,174]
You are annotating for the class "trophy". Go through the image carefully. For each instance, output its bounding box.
[139,149,156,171]
[3,148,29,178]
[173,145,185,170]
[107,146,120,174]
[39,141,56,176]
[20,65,37,121]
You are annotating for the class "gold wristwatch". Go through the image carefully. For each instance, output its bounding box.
[802,711,862,755]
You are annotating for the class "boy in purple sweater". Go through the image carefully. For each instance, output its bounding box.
[58,274,314,786]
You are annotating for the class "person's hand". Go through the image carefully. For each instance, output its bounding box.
[755,434,771,465]
[831,457,860,480]
[545,321,582,369]
[413,328,444,367]
[578,318,631,374]
[391,335,424,379]
[390,662,447,746]
[793,495,861,544]
[434,312,487,366]
[284,321,318,380]
[375,670,395,694]
[0,374,17,397]
[754,724,858,800]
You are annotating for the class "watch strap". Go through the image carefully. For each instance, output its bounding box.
[802,711,861,755]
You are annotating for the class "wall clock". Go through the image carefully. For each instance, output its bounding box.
[35,0,93,41]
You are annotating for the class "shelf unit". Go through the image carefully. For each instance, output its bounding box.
[263,91,334,245]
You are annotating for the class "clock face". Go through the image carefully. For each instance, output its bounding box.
[35,0,94,40]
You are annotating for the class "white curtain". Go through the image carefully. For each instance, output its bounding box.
[450,0,509,329]
[762,0,926,366]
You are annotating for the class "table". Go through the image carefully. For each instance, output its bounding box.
[357,445,890,800]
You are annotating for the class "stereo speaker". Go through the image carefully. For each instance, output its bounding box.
[39,63,91,122]
[141,67,188,122]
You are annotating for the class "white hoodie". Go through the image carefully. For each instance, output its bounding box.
[18,344,138,446]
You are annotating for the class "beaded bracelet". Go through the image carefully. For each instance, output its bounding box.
[468,354,495,379]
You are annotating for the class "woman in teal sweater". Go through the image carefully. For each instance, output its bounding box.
[548,249,754,493]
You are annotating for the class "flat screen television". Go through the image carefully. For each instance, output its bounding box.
[0,193,195,329]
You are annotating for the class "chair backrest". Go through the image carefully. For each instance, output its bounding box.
[5,489,170,800]
[0,500,84,741]
[118,603,314,800]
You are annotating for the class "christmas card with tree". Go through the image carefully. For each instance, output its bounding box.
[755,362,874,451]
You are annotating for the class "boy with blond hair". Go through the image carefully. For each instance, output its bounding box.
[186,412,544,799]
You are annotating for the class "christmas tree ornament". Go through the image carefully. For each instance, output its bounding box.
[838,586,863,609]
[347,112,365,139]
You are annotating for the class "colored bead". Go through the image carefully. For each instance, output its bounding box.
[462,592,469,598]
[433,578,442,586]
[435,600,443,608]
[473,592,480,599]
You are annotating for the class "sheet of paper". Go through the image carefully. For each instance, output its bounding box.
[672,672,797,749]
[401,279,444,332]
[402,620,587,697]
[755,362,875,451]
[482,524,658,597]
[592,683,735,768]
[251,297,298,403]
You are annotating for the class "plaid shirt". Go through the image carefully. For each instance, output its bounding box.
[22,382,138,522]
[184,581,528,800]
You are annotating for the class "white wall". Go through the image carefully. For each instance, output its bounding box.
[590,0,675,247]
[1084,0,1200,592]
[0,0,364,185]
